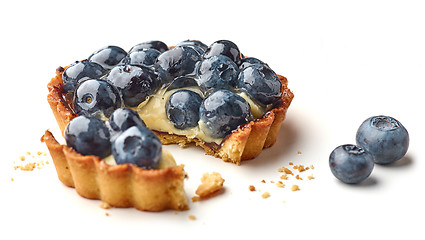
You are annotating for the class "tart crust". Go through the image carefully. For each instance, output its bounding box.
[41,130,188,211]
[47,67,294,165]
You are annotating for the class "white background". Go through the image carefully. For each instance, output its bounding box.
[1,0,424,239]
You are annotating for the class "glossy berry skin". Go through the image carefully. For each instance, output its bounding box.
[237,64,282,106]
[329,144,374,184]
[203,40,242,66]
[73,79,122,119]
[88,46,127,70]
[356,115,409,165]
[120,49,161,67]
[65,115,111,158]
[106,64,159,107]
[175,40,208,54]
[166,76,198,91]
[166,90,203,129]
[239,57,268,70]
[112,126,162,169]
[199,90,252,138]
[196,55,240,94]
[62,60,107,93]
[154,46,202,85]
[129,40,168,53]
[108,107,146,140]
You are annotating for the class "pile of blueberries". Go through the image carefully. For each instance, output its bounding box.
[329,115,409,184]
[62,40,283,168]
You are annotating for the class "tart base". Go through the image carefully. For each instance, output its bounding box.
[47,68,293,165]
[41,130,189,212]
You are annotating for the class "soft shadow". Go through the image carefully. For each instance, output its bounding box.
[338,176,379,188]
[243,117,299,167]
[382,154,413,168]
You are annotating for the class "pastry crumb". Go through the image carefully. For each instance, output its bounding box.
[191,196,201,202]
[248,185,256,191]
[295,174,303,180]
[261,192,270,199]
[291,185,300,191]
[195,172,225,198]
[19,156,25,161]
[105,212,110,217]
[99,202,111,209]
[308,174,315,180]
[189,215,196,220]
[11,177,14,182]
[280,174,288,180]
[275,181,285,188]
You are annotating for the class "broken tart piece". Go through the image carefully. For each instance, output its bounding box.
[47,39,293,166]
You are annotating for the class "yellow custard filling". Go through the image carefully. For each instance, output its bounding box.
[133,86,269,145]
[103,149,177,168]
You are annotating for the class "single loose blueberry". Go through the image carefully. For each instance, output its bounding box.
[199,89,252,138]
[237,64,282,106]
[62,60,107,93]
[356,115,409,164]
[154,46,202,85]
[88,46,127,70]
[129,41,168,53]
[196,55,240,94]
[106,64,160,107]
[166,89,203,129]
[120,49,161,67]
[203,40,242,66]
[73,79,122,119]
[329,144,374,184]
[108,107,146,141]
[112,126,162,169]
[65,115,111,158]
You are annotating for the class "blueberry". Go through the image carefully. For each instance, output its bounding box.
[329,144,374,184]
[196,55,240,94]
[237,64,282,106]
[166,90,203,129]
[166,76,198,91]
[106,64,160,107]
[65,115,111,158]
[175,40,208,54]
[62,60,107,93]
[239,57,268,70]
[129,40,168,53]
[88,46,127,70]
[112,126,162,169]
[108,107,146,140]
[73,79,122,119]
[356,115,409,165]
[120,48,161,67]
[199,89,252,138]
[154,46,202,84]
[203,40,242,66]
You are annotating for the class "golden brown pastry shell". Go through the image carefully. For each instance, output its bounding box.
[41,130,188,211]
[47,67,294,165]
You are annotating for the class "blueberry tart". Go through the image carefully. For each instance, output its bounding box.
[43,40,293,211]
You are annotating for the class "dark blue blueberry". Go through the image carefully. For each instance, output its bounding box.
[237,64,282,106]
[65,115,111,158]
[166,76,198,91]
[73,79,122,119]
[62,60,107,93]
[356,116,409,165]
[154,46,202,85]
[175,40,208,54]
[88,46,127,70]
[329,144,374,184]
[199,90,252,138]
[196,55,240,94]
[112,126,162,169]
[120,49,161,67]
[129,40,168,53]
[203,40,242,66]
[239,57,268,70]
[106,64,160,107]
[108,107,146,141]
[166,90,203,129]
